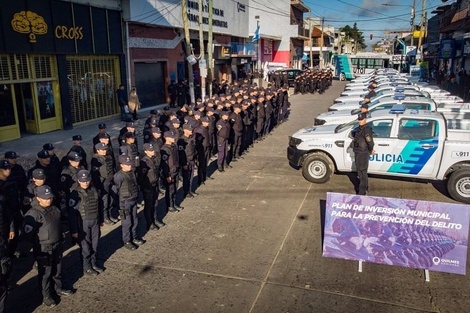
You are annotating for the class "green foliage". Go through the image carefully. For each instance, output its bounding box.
[339,23,367,51]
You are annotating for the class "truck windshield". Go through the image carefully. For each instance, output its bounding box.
[335,119,358,133]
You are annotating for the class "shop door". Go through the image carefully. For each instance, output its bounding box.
[0,84,20,142]
[34,81,62,133]
[134,62,166,108]
[15,83,38,134]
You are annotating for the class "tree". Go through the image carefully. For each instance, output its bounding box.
[339,23,367,52]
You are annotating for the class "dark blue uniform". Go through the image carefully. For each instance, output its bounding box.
[113,170,139,244]
[352,123,375,195]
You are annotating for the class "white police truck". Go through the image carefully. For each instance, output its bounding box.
[287,105,470,203]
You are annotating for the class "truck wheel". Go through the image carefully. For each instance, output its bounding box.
[447,169,470,203]
[302,152,334,183]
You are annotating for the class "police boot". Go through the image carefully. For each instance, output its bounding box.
[218,166,225,172]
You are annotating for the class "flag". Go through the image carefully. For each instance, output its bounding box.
[252,24,260,42]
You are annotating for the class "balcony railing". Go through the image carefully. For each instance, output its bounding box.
[230,42,256,56]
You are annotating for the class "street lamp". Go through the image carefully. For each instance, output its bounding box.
[382,1,416,47]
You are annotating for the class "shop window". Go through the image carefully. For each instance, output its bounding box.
[0,56,9,81]
[0,84,15,127]
[33,56,53,79]
[66,56,119,124]
[37,82,56,119]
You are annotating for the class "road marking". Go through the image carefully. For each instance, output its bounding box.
[248,183,312,313]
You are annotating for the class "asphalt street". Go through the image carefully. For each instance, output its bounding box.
[5,80,470,313]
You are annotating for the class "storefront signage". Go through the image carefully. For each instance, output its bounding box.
[0,0,122,54]
[439,39,455,59]
[463,38,470,56]
[322,192,470,275]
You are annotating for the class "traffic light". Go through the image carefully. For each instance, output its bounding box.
[370,34,373,40]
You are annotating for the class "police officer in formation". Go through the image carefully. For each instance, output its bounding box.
[293,69,333,95]
[68,170,104,276]
[1,74,302,309]
[114,155,144,250]
[23,185,74,307]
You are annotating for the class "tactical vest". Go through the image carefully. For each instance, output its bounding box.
[182,135,196,160]
[162,144,178,174]
[76,186,99,220]
[29,204,62,245]
[116,170,138,198]
[142,156,158,185]
[217,120,230,139]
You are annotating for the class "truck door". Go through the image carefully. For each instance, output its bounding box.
[386,118,443,177]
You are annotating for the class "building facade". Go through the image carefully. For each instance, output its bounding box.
[0,0,125,142]
[248,0,309,70]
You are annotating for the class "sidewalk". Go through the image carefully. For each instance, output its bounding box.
[0,104,169,166]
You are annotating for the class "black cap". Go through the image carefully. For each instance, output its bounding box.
[163,131,177,139]
[77,170,92,182]
[0,160,10,170]
[98,123,107,129]
[36,185,54,199]
[220,110,230,116]
[360,103,369,109]
[67,151,82,161]
[126,121,135,127]
[4,151,17,159]
[95,143,107,151]
[367,84,375,90]
[171,118,180,124]
[182,124,193,131]
[32,169,46,179]
[72,135,82,141]
[43,143,54,151]
[118,155,133,166]
[358,113,366,121]
[98,133,108,139]
[201,116,210,123]
[150,127,161,133]
[37,150,50,159]
[124,132,135,139]
[149,117,158,125]
[143,143,154,151]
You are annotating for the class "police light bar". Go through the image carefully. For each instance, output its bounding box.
[390,82,398,87]
[389,78,396,82]
[393,93,406,101]
[389,104,406,114]
[395,86,405,93]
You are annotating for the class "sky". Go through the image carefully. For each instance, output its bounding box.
[302,0,447,48]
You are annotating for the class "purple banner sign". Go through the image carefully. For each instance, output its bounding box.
[322,192,470,275]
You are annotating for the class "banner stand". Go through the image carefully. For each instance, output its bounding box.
[424,270,430,282]
[358,261,363,273]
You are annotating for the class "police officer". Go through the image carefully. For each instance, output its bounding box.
[68,170,104,276]
[178,124,198,198]
[23,185,74,308]
[5,151,27,257]
[29,150,60,198]
[194,116,210,186]
[114,155,144,250]
[4,151,27,194]
[119,132,140,170]
[42,143,61,174]
[60,152,84,199]
[229,104,244,161]
[137,143,161,230]
[91,143,118,224]
[216,111,231,172]
[161,131,183,212]
[0,194,10,313]
[352,113,375,195]
[118,121,137,147]
[22,169,46,214]
[67,135,88,169]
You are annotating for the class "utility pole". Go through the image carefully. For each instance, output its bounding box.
[416,0,426,64]
[208,0,213,97]
[182,0,195,103]
[198,0,206,100]
[309,18,313,68]
[411,0,416,47]
[320,17,324,69]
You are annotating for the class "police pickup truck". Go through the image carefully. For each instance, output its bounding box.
[287,105,470,203]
